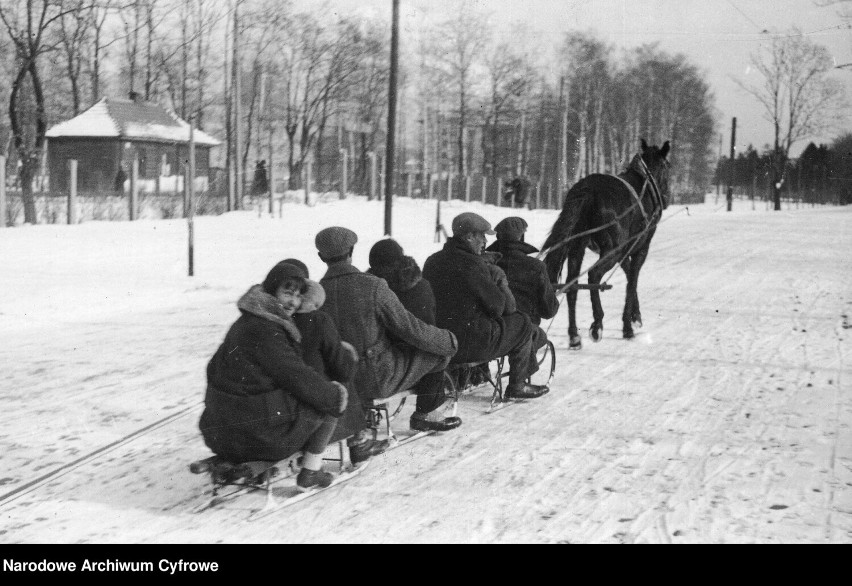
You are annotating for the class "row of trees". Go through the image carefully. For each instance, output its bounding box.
[0,0,847,224]
[714,134,852,205]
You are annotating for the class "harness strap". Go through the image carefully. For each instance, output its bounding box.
[613,174,649,224]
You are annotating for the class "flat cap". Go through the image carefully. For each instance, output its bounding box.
[451,212,495,237]
[494,216,528,241]
[315,226,358,259]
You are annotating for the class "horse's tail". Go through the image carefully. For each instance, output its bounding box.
[541,183,591,282]
[541,183,591,255]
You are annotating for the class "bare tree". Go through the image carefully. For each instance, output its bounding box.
[423,1,489,175]
[481,37,537,176]
[736,28,847,209]
[56,0,94,115]
[0,0,85,224]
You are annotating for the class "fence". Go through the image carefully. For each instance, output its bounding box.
[3,151,847,227]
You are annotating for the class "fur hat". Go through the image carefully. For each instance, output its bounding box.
[451,212,495,237]
[369,239,405,269]
[282,258,310,278]
[262,261,308,295]
[494,217,528,241]
[315,227,358,260]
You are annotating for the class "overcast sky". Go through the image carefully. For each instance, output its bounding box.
[299,0,852,157]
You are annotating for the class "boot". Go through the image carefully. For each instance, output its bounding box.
[348,436,390,464]
[296,468,334,490]
[504,382,549,400]
[410,407,462,432]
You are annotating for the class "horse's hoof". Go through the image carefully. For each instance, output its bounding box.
[623,330,634,339]
[589,326,603,342]
[569,336,582,350]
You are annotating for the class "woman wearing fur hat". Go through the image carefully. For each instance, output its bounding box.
[200,261,350,490]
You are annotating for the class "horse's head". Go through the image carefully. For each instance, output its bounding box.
[640,139,671,209]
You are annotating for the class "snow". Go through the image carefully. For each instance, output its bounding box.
[45,100,120,138]
[0,194,850,543]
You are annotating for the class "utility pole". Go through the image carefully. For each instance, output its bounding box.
[727,117,736,212]
[233,0,243,210]
[384,0,399,236]
[188,116,196,276]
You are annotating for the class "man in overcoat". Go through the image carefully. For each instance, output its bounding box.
[486,216,559,353]
[316,227,462,462]
[423,212,549,399]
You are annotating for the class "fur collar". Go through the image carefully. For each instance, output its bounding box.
[368,256,422,293]
[237,285,301,343]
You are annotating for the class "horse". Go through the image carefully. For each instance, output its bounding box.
[540,139,671,349]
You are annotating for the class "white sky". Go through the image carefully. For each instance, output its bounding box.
[302,0,852,156]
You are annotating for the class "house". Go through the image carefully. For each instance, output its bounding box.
[45,94,220,195]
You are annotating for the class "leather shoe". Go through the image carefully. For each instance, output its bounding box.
[504,383,549,400]
[349,437,390,464]
[410,413,462,432]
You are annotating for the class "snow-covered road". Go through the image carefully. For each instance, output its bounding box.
[0,195,849,543]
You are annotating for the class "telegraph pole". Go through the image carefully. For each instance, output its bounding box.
[727,117,736,212]
[233,0,243,210]
[384,0,399,236]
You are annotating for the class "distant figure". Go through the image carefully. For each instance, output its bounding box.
[114,165,127,195]
[504,176,530,208]
[251,160,269,196]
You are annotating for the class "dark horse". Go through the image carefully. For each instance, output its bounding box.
[541,140,671,349]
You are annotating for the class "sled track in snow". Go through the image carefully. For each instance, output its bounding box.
[0,402,203,510]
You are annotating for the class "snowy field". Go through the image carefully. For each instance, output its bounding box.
[0,193,850,544]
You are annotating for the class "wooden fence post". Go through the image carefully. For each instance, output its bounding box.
[406,173,413,199]
[268,159,275,214]
[535,182,541,210]
[465,175,471,202]
[447,173,453,201]
[496,176,503,207]
[481,175,487,205]
[0,155,6,228]
[548,183,553,209]
[67,159,78,225]
[339,149,347,200]
[428,174,434,200]
[369,152,377,201]
[304,158,313,206]
[130,157,139,221]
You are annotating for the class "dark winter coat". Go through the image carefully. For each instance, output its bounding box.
[321,263,457,398]
[368,256,436,325]
[423,236,520,364]
[485,239,559,325]
[200,285,347,463]
[293,279,357,385]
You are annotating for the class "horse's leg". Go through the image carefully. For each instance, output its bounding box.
[587,241,622,343]
[626,241,651,332]
[565,243,585,349]
[621,255,636,339]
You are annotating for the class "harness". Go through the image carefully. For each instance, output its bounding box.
[543,153,669,296]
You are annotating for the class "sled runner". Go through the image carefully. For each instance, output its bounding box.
[189,440,351,516]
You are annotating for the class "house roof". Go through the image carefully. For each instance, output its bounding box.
[46,97,220,146]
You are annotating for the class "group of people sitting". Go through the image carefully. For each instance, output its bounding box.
[198,211,560,490]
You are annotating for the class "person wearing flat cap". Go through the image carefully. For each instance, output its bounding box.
[486,216,559,363]
[315,226,462,453]
[423,212,550,399]
[200,261,350,491]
